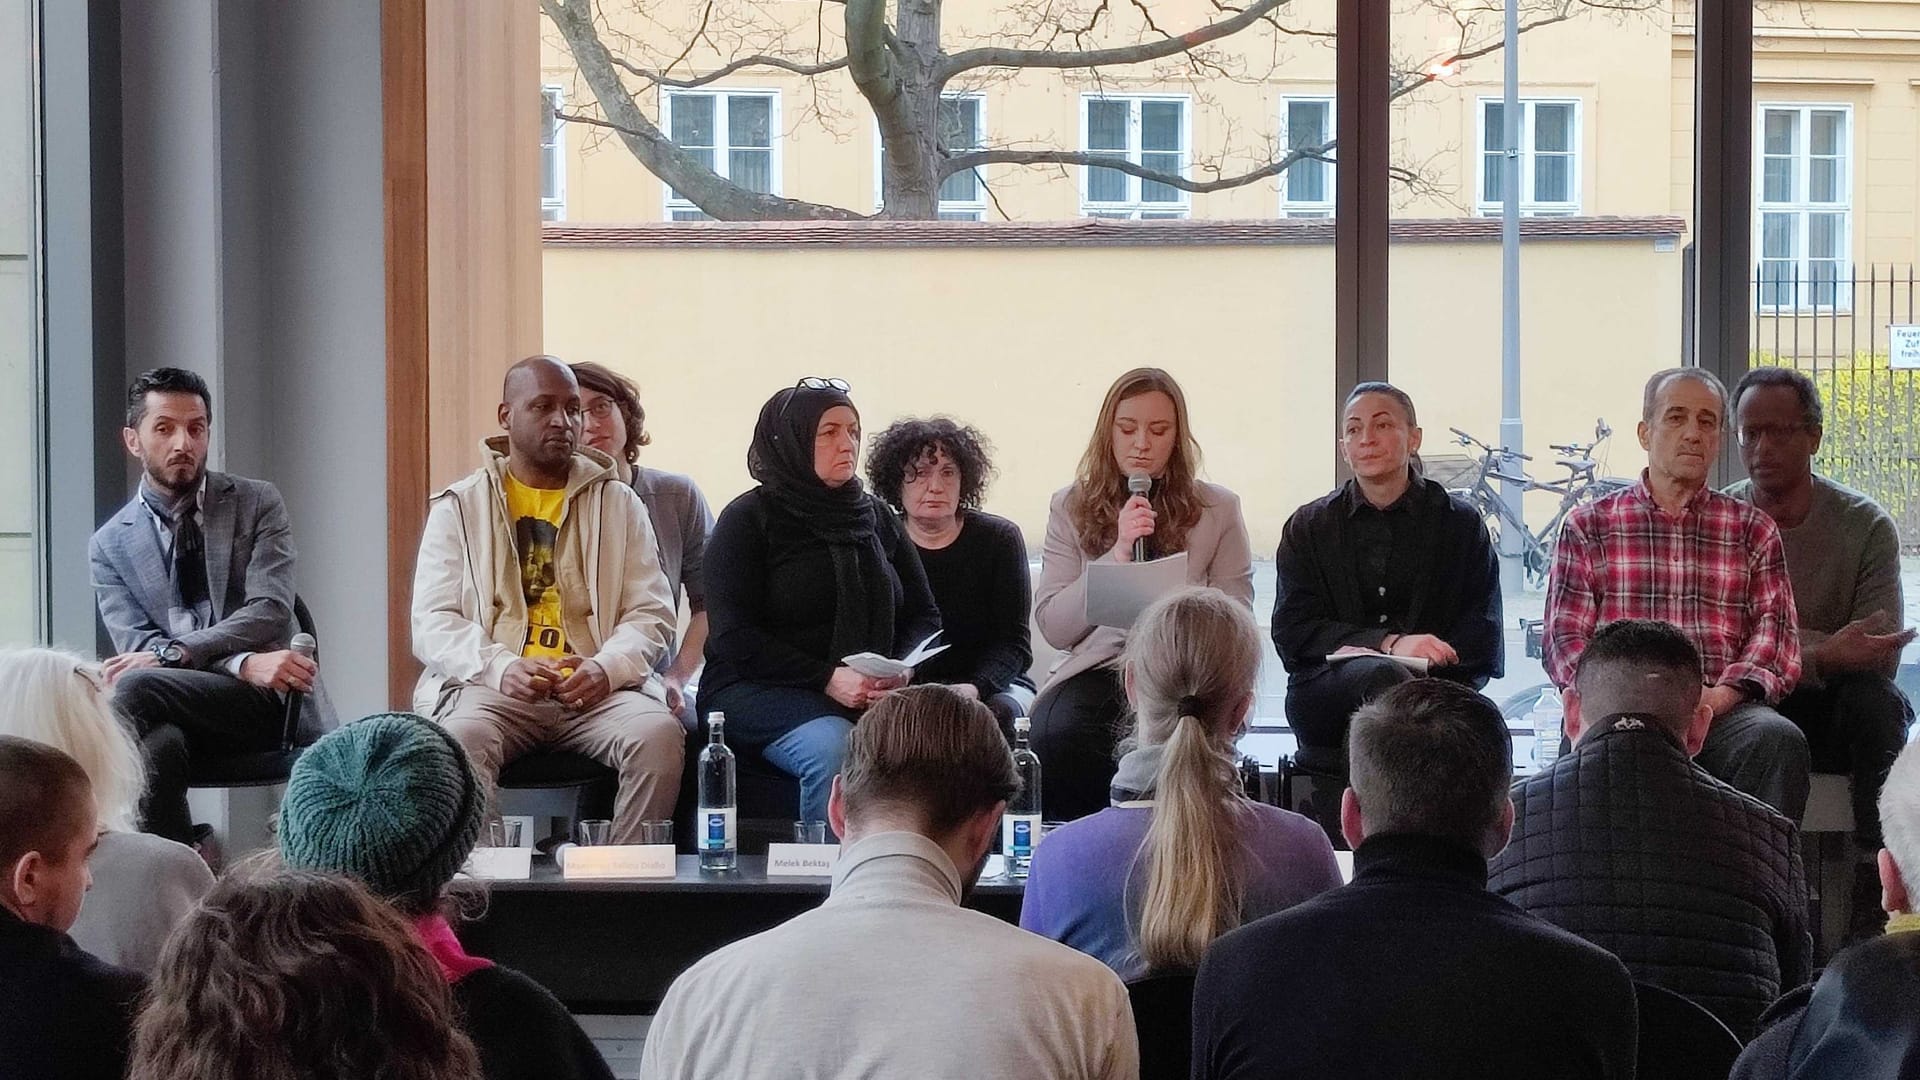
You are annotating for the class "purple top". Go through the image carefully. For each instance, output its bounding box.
[1019,803,1343,978]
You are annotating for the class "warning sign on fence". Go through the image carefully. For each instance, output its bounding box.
[1891,325,1920,369]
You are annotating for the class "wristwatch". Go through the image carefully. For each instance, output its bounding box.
[150,640,188,668]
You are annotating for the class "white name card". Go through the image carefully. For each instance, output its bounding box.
[563,844,677,880]
[766,843,841,876]
[1893,325,1920,369]
[466,846,532,881]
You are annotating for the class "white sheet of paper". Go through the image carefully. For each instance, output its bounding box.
[1086,552,1190,629]
[562,844,676,880]
[843,631,949,679]
[766,843,841,876]
[1324,647,1431,675]
[1335,850,1355,884]
[465,846,532,881]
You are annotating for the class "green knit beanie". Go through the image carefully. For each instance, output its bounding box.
[279,712,484,906]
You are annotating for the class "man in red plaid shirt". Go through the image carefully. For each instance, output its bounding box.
[1545,367,1809,820]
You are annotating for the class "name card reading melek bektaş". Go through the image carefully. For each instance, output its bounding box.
[766,843,841,876]
[562,844,677,880]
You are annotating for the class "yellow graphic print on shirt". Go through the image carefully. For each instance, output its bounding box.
[503,473,569,660]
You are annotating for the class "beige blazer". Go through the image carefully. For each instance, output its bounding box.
[1033,479,1255,693]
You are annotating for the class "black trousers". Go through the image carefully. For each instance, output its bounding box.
[113,667,282,844]
[1028,667,1130,822]
[1777,672,1914,849]
[1285,657,1416,751]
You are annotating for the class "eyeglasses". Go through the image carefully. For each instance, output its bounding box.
[777,377,852,420]
[71,663,105,694]
[583,399,618,419]
[1736,422,1809,447]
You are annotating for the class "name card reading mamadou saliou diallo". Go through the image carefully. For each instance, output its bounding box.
[562,843,677,880]
[766,843,841,876]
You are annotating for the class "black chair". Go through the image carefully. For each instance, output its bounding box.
[1633,981,1743,1080]
[497,750,618,824]
[1278,743,1349,850]
[187,595,322,789]
[1126,971,1197,1080]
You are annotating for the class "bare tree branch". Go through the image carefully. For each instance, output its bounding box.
[938,0,1287,79]
[611,51,850,89]
[941,142,1328,193]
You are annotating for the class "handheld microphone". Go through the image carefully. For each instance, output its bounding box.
[282,632,317,750]
[1126,473,1152,562]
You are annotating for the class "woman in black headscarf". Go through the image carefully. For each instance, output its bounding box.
[698,378,940,825]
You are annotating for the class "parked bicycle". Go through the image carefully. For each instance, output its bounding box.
[1447,419,1632,590]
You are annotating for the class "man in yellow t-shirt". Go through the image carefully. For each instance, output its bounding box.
[505,473,569,660]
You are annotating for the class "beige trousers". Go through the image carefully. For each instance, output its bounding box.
[436,684,685,843]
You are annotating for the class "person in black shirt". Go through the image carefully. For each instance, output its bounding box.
[1271,382,1503,751]
[867,417,1035,734]
[699,379,941,825]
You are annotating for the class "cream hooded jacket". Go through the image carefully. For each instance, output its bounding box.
[411,438,677,713]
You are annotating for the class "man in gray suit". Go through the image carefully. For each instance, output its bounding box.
[89,367,323,845]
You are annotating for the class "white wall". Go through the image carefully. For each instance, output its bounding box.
[0,0,36,644]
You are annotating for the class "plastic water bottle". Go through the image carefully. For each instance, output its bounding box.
[1004,717,1042,879]
[698,713,737,871]
[1530,689,1565,770]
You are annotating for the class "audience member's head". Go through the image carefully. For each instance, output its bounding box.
[829,685,1020,888]
[122,366,213,498]
[1567,619,1712,756]
[1121,585,1261,971]
[1877,741,1920,917]
[499,354,583,477]
[278,713,485,916]
[1638,366,1728,490]
[1344,681,1513,858]
[1733,365,1824,498]
[0,648,147,834]
[128,867,482,1080]
[571,360,650,467]
[0,735,97,931]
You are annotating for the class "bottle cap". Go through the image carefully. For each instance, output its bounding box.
[1013,715,1031,733]
[710,711,726,726]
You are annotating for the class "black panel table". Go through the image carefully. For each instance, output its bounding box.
[461,854,1026,1013]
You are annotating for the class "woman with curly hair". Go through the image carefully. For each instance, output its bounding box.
[129,867,482,1080]
[1031,368,1254,821]
[867,417,1035,732]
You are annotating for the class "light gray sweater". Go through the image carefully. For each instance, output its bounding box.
[67,830,213,974]
[639,831,1138,1080]
[1728,473,1906,684]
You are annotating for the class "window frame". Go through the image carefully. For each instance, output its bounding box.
[1279,94,1337,219]
[659,88,784,222]
[541,84,566,222]
[1078,92,1192,220]
[1473,96,1583,218]
[1753,102,1854,312]
[871,92,989,220]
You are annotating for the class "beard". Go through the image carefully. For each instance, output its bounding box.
[146,456,206,498]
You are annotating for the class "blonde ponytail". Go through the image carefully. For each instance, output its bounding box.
[1121,587,1263,973]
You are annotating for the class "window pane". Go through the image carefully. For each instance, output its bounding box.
[1289,159,1326,203]
[1761,211,1797,259]
[542,89,563,147]
[1483,102,1508,153]
[1140,150,1181,202]
[730,148,772,192]
[1763,110,1796,156]
[1087,100,1128,152]
[670,95,714,148]
[1483,152,1505,204]
[1808,211,1843,259]
[1534,104,1572,153]
[1759,260,1796,307]
[1809,260,1841,306]
[940,97,980,150]
[1141,101,1182,152]
[729,95,772,149]
[1809,156,1839,204]
[1287,100,1328,146]
[1087,155,1128,202]
[940,167,979,203]
[669,209,711,222]
[1811,110,1844,157]
[937,209,983,221]
[1762,156,1794,204]
[1534,153,1570,204]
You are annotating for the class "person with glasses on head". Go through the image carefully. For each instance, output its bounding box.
[699,378,941,829]
[1544,366,1809,819]
[1031,367,1254,822]
[0,648,212,974]
[1727,366,1915,938]
[571,362,715,726]
[866,417,1035,734]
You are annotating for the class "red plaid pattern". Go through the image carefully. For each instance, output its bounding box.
[1544,474,1801,701]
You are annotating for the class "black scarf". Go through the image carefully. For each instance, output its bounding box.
[749,386,896,660]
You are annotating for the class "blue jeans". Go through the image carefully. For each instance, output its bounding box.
[762,715,855,826]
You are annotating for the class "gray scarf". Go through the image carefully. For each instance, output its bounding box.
[1108,743,1169,804]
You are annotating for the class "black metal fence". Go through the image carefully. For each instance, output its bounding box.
[1751,264,1920,547]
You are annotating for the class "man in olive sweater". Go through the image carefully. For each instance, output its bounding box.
[1729,367,1915,933]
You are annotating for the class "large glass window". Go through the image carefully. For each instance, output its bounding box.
[1280,96,1335,218]
[1081,95,1189,219]
[1756,104,1850,310]
[662,90,778,221]
[1478,99,1580,217]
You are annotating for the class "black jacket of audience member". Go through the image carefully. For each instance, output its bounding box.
[1489,716,1813,1039]
[1271,475,1503,685]
[1192,832,1637,1080]
[455,965,615,1080]
[1733,930,1920,1080]
[0,906,146,1080]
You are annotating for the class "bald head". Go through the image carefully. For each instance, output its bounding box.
[1572,620,1705,743]
[503,355,576,404]
[497,355,581,482]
